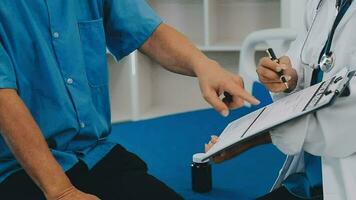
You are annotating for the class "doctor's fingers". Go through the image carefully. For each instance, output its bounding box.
[211,135,219,143]
[257,67,291,92]
[204,135,219,153]
[278,56,292,66]
[258,57,283,73]
[256,66,280,82]
[264,82,287,93]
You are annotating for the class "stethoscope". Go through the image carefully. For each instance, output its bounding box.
[300,0,353,73]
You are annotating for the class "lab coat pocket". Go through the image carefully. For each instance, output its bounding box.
[78,18,108,87]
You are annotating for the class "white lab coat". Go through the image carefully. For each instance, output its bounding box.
[270,0,356,199]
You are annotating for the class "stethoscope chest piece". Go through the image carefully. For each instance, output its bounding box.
[319,51,335,72]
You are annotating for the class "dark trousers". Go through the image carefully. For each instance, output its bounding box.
[256,186,323,200]
[0,145,183,200]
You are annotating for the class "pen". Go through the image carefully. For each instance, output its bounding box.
[223,92,233,104]
[265,48,289,89]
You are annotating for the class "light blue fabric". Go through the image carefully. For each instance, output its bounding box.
[0,0,161,183]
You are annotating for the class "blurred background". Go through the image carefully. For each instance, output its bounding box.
[108,1,307,199]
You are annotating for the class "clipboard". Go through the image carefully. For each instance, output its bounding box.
[200,68,355,162]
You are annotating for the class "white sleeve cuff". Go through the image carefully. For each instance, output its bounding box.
[270,115,311,155]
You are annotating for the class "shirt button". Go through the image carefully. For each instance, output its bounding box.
[66,78,73,85]
[80,122,86,129]
[53,32,60,39]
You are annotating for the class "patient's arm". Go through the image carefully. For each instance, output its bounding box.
[205,133,272,163]
[0,89,98,199]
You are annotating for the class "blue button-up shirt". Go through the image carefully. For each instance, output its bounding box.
[0,0,161,183]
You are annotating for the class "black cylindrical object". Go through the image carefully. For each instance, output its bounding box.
[191,153,212,193]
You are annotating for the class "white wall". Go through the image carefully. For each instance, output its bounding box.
[281,0,307,31]
[109,0,308,122]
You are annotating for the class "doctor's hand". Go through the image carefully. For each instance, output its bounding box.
[257,56,298,93]
[205,134,272,163]
[195,60,260,117]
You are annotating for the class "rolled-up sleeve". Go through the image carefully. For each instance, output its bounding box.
[103,0,162,60]
[0,42,17,89]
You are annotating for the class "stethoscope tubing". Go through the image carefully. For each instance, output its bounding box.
[299,0,351,71]
[299,0,325,69]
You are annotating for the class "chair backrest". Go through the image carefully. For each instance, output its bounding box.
[238,28,297,96]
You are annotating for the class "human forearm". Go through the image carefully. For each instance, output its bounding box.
[139,23,210,77]
[139,23,259,116]
[0,89,72,199]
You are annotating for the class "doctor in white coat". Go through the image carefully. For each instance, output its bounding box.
[206,0,356,199]
[257,0,356,199]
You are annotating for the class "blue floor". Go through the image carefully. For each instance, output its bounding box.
[109,83,286,200]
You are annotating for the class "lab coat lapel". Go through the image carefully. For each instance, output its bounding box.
[304,67,314,87]
[335,1,356,32]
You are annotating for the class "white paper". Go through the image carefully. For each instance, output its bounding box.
[206,108,264,154]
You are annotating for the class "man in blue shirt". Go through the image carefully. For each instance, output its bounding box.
[0,0,259,199]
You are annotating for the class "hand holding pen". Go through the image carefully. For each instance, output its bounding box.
[256,48,298,93]
[265,48,290,89]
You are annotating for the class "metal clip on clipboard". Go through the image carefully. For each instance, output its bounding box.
[304,70,355,111]
[339,70,356,97]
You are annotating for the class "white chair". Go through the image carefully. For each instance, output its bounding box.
[238,28,298,97]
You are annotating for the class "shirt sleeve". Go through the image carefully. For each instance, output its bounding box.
[103,0,162,60]
[0,42,17,89]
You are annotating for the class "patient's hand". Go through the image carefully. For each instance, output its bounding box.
[205,133,272,163]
